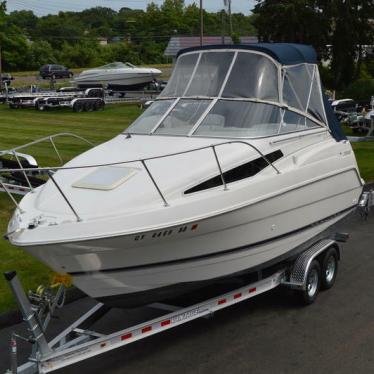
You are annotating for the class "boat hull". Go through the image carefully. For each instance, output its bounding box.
[21,170,362,307]
[95,209,353,307]
[75,72,159,90]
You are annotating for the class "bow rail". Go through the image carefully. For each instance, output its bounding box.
[1,138,281,222]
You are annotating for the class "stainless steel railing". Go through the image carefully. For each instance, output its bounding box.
[0,137,281,222]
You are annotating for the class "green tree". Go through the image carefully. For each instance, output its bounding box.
[253,0,374,90]
[0,1,31,71]
[7,10,37,33]
[0,1,259,71]
[33,13,84,48]
[253,0,330,57]
[27,40,57,69]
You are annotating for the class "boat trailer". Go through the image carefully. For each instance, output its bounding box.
[7,88,105,112]
[4,237,349,374]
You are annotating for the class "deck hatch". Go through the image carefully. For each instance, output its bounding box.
[72,166,138,191]
[185,150,283,194]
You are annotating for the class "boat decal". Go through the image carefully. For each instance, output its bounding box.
[133,224,199,241]
[171,306,208,323]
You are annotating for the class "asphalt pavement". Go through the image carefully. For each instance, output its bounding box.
[0,211,373,374]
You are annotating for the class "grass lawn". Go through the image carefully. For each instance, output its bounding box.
[0,104,373,313]
[0,103,141,313]
[352,142,374,182]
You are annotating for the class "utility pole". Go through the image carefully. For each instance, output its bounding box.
[228,0,233,36]
[200,0,203,46]
[221,9,225,45]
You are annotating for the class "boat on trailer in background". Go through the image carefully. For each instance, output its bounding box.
[4,43,364,308]
[74,62,162,91]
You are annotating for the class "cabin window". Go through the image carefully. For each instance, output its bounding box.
[223,53,278,102]
[185,150,283,194]
[160,53,199,97]
[193,100,281,138]
[185,52,235,97]
[154,99,211,135]
[126,99,174,134]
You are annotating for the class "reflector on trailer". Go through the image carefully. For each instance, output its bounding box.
[142,326,152,333]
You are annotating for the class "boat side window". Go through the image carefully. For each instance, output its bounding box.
[160,53,199,97]
[282,64,313,112]
[154,99,211,135]
[223,52,278,102]
[193,100,281,138]
[283,64,327,124]
[185,150,284,194]
[125,99,174,134]
[185,52,235,97]
[279,111,320,134]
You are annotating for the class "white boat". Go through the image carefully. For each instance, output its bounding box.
[74,62,162,90]
[6,44,363,307]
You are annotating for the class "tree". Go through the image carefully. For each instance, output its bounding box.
[7,10,37,33]
[27,40,57,69]
[0,1,31,71]
[33,13,84,49]
[253,0,330,57]
[252,0,374,90]
[0,1,258,71]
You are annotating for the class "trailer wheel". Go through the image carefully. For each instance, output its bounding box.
[9,103,19,109]
[85,101,94,112]
[94,100,104,111]
[320,247,338,290]
[73,101,84,113]
[299,260,321,305]
[36,102,46,111]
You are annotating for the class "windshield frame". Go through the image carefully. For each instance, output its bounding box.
[125,48,329,139]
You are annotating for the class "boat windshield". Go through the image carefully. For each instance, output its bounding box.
[97,62,136,69]
[126,49,328,138]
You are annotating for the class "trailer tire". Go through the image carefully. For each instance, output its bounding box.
[9,103,19,109]
[320,247,338,290]
[73,101,84,113]
[36,102,46,111]
[94,100,104,111]
[85,101,94,112]
[299,260,321,305]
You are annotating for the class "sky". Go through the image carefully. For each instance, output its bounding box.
[7,0,256,16]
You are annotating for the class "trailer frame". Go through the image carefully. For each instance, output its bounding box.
[4,237,347,374]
